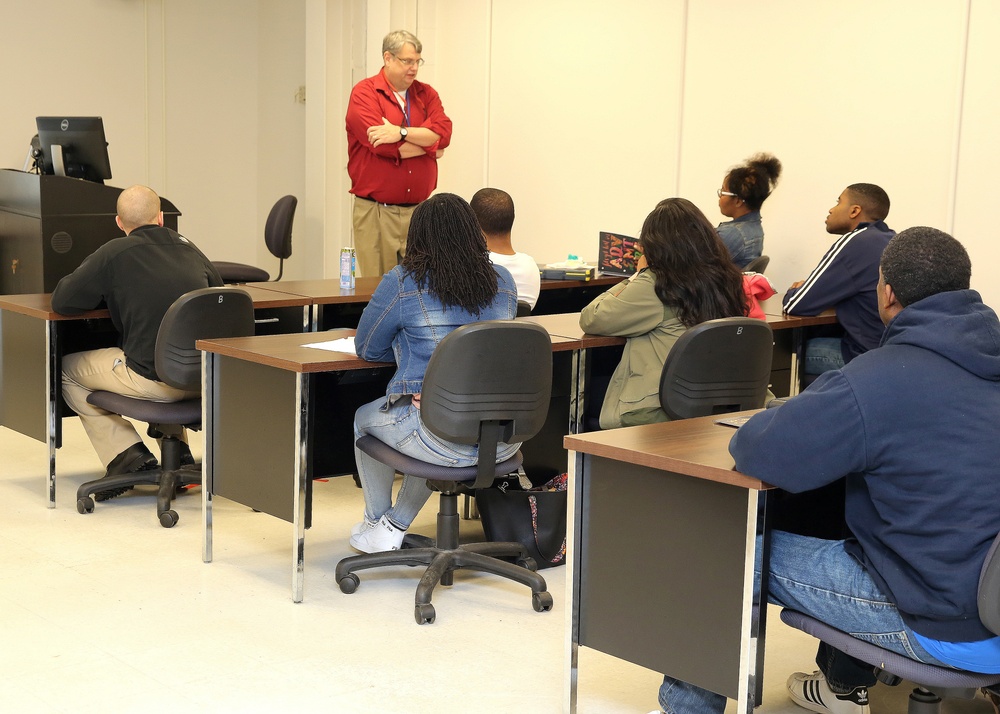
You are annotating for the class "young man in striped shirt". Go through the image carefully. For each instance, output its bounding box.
[783,184,895,376]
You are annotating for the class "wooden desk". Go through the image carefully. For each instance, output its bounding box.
[563,415,774,714]
[246,278,381,330]
[198,330,385,602]
[0,287,312,507]
[532,274,625,315]
[759,296,838,396]
[246,274,628,329]
[197,325,595,602]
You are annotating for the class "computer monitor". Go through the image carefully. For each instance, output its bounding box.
[35,116,113,183]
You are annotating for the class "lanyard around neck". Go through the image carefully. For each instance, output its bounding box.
[393,89,411,127]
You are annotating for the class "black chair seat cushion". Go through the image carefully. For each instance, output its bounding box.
[779,609,1000,690]
[356,434,522,482]
[213,261,270,283]
[87,391,202,427]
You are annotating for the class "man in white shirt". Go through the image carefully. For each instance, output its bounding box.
[471,188,540,310]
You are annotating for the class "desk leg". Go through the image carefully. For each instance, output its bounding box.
[291,373,309,603]
[306,304,317,332]
[46,320,58,508]
[565,450,583,713]
[569,349,586,435]
[202,352,215,564]
[740,490,771,713]
[789,328,803,397]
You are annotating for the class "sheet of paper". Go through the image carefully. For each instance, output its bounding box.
[301,336,357,355]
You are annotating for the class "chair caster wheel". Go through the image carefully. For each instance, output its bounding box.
[338,573,360,594]
[415,602,436,625]
[532,591,554,612]
[77,497,94,514]
[517,556,538,572]
[159,510,179,528]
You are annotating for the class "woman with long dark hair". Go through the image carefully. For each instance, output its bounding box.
[580,197,749,428]
[349,193,519,552]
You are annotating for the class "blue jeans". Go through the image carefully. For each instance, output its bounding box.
[353,396,519,529]
[803,337,846,376]
[656,531,949,713]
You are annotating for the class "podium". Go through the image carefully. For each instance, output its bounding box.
[0,169,181,294]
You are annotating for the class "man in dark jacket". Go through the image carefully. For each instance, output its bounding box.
[783,183,895,375]
[654,227,1000,714]
[52,185,222,498]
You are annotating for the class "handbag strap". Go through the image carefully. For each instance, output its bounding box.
[528,494,566,565]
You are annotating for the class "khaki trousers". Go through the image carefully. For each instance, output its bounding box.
[352,196,416,278]
[62,347,198,467]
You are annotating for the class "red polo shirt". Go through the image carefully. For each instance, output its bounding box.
[345,69,453,205]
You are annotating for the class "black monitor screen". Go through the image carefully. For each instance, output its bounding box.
[35,116,113,183]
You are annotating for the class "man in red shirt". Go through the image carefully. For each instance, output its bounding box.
[345,30,453,277]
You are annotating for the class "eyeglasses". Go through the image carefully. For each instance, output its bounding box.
[392,54,425,68]
[717,189,738,198]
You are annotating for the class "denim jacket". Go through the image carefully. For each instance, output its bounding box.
[355,264,518,398]
[717,210,763,268]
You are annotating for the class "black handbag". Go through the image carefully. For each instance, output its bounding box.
[475,473,567,569]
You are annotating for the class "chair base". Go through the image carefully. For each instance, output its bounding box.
[76,466,200,528]
[336,542,552,625]
[334,492,552,624]
[76,436,200,528]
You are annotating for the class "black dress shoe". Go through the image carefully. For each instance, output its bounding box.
[95,443,158,501]
[105,443,158,478]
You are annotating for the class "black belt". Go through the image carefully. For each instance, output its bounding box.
[357,195,418,208]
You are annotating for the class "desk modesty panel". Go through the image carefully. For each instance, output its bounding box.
[0,287,313,508]
[197,327,592,602]
[563,416,774,714]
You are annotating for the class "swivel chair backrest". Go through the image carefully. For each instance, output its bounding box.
[420,320,552,450]
[744,254,770,273]
[979,531,1000,635]
[264,195,296,279]
[659,317,773,420]
[155,287,255,391]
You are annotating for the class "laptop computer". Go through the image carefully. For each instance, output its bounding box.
[597,231,641,276]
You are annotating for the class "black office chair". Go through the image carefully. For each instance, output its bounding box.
[335,320,555,624]
[516,300,532,317]
[780,531,1000,713]
[76,287,255,527]
[214,195,297,282]
[743,254,770,273]
[659,317,773,419]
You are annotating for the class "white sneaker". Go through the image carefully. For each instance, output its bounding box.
[787,671,870,714]
[349,514,406,553]
[350,518,377,538]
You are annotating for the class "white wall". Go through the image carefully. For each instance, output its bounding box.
[955,0,1000,294]
[677,1,970,299]
[0,1,149,180]
[0,0,308,280]
[4,1,998,306]
[346,0,1000,307]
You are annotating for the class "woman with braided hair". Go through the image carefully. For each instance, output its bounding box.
[348,192,519,553]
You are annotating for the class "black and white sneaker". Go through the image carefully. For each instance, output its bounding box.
[787,671,870,714]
